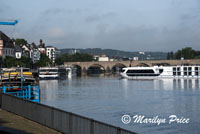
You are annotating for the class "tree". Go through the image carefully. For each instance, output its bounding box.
[55,54,68,65]
[55,53,94,65]
[19,56,32,68]
[2,56,32,68]
[175,47,196,59]
[15,38,28,46]
[3,56,18,67]
[194,55,200,59]
[35,54,51,67]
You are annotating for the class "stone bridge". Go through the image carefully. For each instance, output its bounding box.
[64,59,200,75]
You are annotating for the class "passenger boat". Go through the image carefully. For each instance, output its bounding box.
[39,67,59,80]
[120,66,200,79]
[0,68,38,90]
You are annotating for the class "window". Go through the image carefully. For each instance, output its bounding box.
[188,67,192,71]
[184,67,187,71]
[126,69,155,74]
[184,72,187,75]
[173,67,176,71]
[177,72,181,76]
[173,72,176,76]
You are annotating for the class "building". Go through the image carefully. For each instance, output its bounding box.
[46,46,60,63]
[30,43,40,63]
[0,31,15,59]
[139,51,145,55]
[98,55,109,61]
[38,39,46,54]
[21,44,31,58]
[15,45,22,59]
[133,57,139,61]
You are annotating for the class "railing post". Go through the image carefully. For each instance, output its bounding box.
[22,90,24,98]
[117,127,121,134]
[28,85,31,99]
[38,86,40,102]
[90,119,94,134]
[3,86,6,93]
[69,113,72,134]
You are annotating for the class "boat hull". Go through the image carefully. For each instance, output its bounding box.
[120,73,200,79]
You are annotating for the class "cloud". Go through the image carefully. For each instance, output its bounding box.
[85,12,116,22]
[46,27,65,38]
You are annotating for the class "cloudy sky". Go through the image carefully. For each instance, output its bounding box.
[1,0,200,52]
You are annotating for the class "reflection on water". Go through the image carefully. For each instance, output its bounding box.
[153,79,200,90]
[40,80,59,101]
[40,77,200,134]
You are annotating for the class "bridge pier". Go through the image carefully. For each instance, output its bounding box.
[82,67,87,76]
[105,67,112,74]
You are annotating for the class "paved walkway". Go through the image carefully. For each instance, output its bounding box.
[0,109,62,134]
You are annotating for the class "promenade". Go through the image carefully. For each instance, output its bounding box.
[0,109,61,134]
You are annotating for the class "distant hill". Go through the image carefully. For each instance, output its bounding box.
[60,48,167,60]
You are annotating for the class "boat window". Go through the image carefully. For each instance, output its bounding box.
[122,69,126,73]
[188,72,192,75]
[195,72,198,76]
[177,67,180,71]
[126,69,154,74]
[195,67,198,71]
[40,69,58,72]
[177,72,181,76]
[159,69,163,74]
[184,72,187,75]
[173,68,176,71]
[184,67,187,71]
[173,72,176,76]
[188,67,192,71]
[126,73,160,76]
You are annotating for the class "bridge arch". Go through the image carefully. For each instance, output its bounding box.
[111,63,127,73]
[72,64,82,76]
[87,64,105,75]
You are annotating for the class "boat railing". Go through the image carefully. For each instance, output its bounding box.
[0,85,40,102]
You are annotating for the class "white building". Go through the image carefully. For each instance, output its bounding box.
[98,55,109,61]
[46,46,60,63]
[139,51,145,55]
[15,51,22,59]
[15,45,22,59]
[133,57,139,61]
[94,55,110,61]
[30,43,40,63]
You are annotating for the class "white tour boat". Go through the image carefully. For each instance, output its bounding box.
[39,67,59,80]
[120,66,200,79]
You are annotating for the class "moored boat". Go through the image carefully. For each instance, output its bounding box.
[0,67,40,102]
[39,67,59,80]
[120,66,200,79]
[0,68,38,91]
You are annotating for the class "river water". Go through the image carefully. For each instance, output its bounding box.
[40,76,200,134]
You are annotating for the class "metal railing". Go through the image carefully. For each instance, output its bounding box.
[0,85,40,102]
